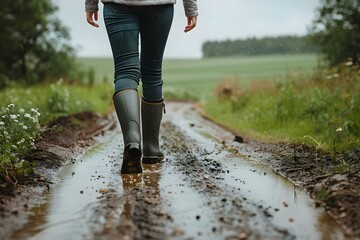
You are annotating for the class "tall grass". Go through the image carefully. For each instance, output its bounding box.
[205,64,360,152]
[0,80,113,182]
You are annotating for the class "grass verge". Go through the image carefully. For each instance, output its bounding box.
[0,80,113,183]
[204,64,360,152]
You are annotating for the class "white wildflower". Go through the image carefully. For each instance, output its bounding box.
[336,127,343,132]
[57,78,64,85]
[24,113,31,118]
[30,108,41,116]
[23,126,28,130]
[345,61,353,66]
[8,104,15,108]
[10,114,17,119]
[0,121,4,126]
[19,108,25,114]
[4,131,8,135]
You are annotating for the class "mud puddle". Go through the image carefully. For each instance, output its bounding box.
[10,133,123,240]
[10,102,348,240]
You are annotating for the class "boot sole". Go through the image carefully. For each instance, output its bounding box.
[121,143,142,174]
[142,155,164,164]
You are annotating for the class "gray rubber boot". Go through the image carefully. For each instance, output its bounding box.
[141,98,165,164]
[113,89,142,174]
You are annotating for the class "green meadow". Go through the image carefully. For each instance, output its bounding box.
[77,54,359,152]
[77,54,318,99]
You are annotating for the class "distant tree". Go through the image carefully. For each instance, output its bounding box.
[0,0,77,87]
[309,0,360,66]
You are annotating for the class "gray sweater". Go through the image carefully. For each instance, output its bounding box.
[85,0,198,17]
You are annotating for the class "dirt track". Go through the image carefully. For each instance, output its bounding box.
[1,102,358,240]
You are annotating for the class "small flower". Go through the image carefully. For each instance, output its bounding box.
[10,114,17,119]
[8,104,15,108]
[24,114,31,118]
[345,61,353,66]
[0,121,4,126]
[19,109,25,114]
[23,126,28,130]
[3,131,8,136]
[336,127,343,132]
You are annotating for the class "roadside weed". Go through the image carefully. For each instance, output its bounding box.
[0,81,113,182]
[0,104,41,182]
[205,65,360,152]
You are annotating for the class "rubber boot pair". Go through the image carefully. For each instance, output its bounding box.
[113,89,164,174]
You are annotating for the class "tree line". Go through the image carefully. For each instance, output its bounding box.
[202,36,319,58]
[202,0,359,66]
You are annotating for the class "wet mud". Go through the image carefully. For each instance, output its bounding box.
[1,103,358,239]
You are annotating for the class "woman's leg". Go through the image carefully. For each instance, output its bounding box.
[139,5,174,163]
[103,4,143,173]
[139,4,174,101]
[104,3,141,92]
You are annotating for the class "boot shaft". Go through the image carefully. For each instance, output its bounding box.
[113,89,141,146]
[141,98,164,162]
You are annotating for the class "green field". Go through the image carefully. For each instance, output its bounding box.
[77,54,318,99]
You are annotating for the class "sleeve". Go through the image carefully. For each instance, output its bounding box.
[183,0,198,17]
[85,0,99,12]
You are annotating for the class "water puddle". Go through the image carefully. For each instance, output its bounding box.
[11,133,124,240]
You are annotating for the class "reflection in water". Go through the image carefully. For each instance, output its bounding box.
[10,200,50,240]
[117,164,164,239]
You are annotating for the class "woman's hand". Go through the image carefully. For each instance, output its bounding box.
[184,16,197,33]
[86,11,99,28]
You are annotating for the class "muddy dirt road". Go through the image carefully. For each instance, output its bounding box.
[6,103,349,240]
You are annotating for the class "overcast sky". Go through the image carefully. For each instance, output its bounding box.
[56,0,321,58]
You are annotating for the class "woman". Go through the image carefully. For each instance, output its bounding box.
[85,0,198,174]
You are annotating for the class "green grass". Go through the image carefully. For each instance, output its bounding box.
[204,66,360,152]
[0,82,113,123]
[77,54,318,100]
[1,81,113,182]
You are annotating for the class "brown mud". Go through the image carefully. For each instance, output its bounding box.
[0,103,359,240]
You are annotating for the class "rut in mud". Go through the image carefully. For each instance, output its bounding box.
[5,103,350,240]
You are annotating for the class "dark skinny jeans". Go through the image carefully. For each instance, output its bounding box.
[103,3,174,101]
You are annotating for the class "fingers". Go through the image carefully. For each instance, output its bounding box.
[86,11,99,28]
[94,11,98,21]
[184,16,197,33]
